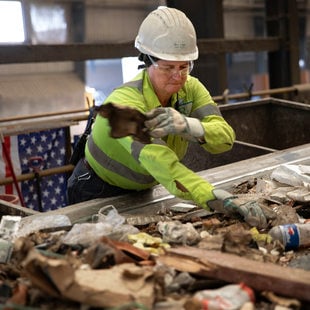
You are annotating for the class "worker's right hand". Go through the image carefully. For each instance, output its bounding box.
[145,107,204,140]
[207,189,275,229]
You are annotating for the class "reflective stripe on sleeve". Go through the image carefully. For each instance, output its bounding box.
[192,104,222,119]
[131,138,166,161]
[87,135,155,184]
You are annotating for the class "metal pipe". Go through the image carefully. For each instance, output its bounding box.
[0,164,74,186]
[0,85,302,124]
[0,109,89,123]
[213,85,297,102]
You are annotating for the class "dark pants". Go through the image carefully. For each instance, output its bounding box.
[67,158,134,205]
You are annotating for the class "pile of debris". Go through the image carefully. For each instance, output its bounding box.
[0,164,309,309]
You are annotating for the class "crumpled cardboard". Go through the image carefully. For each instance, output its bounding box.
[96,102,151,143]
[22,249,155,308]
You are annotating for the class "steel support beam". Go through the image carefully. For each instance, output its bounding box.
[0,38,280,64]
[266,0,300,94]
[167,0,227,95]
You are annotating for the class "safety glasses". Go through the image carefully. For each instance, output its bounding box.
[147,55,193,77]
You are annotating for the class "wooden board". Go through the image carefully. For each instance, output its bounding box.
[157,246,310,301]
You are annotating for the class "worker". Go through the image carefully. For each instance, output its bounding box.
[67,6,272,229]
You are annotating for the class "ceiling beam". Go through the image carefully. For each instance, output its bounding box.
[0,38,281,64]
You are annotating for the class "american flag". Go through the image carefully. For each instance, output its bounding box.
[0,128,68,211]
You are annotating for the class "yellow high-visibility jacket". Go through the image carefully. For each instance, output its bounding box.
[85,70,235,209]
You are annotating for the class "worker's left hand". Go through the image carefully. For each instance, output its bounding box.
[208,189,275,229]
[145,107,204,140]
[225,198,270,229]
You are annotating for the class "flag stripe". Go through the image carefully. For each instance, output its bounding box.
[0,128,68,211]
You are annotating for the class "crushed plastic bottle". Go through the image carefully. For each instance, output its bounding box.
[186,282,255,310]
[0,215,21,240]
[0,216,21,263]
[268,223,310,250]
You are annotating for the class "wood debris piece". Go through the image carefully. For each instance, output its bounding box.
[96,102,151,144]
[201,217,222,230]
[157,247,310,302]
[197,234,223,251]
[261,291,301,308]
[4,282,28,308]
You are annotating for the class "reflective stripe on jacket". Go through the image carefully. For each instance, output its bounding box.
[85,70,235,209]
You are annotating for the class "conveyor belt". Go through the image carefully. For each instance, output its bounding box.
[2,143,308,223]
[200,143,310,189]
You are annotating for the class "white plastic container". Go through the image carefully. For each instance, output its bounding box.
[192,282,255,309]
[268,223,310,250]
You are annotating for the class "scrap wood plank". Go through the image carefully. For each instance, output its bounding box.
[157,247,310,301]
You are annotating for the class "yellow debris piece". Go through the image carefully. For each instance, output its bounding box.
[250,227,273,244]
[128,232,170,255]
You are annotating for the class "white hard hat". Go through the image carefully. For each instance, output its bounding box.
[135,6,198,61]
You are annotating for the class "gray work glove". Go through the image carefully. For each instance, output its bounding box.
[208,189,275,229]
[145,107,204,141]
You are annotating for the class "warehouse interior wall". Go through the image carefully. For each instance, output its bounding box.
[0,1,85,121]
[86,0,310,104]
[1,0,310,122]
[0,0,165,120]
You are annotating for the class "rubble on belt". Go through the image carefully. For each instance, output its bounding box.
[0,164,309,309]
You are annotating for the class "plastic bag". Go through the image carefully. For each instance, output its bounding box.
[63,206,138,246]
[271,164,310,188]
[157,221,201,245]
[15,214,71,239]
[92,205,125,226]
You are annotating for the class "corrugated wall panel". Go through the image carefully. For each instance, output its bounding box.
[0,72,85,119]
[0,62,74,76]
[85,7,146,43]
